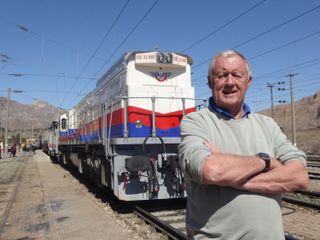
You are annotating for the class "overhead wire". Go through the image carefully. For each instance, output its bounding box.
[60,0,131,107]
[245,76,320,97]
[192,4,320,69]
[181,0,267,53]
[190,28,320,88]
[254,57,320,80]
[0,15,107,62]
[248,30,320,60]
[192,58,320,107]
[195,68,320,106]
[0,72,97,80]
[67,0,160,109]
[90,0,160,79]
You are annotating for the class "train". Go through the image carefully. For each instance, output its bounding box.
[43,51,206,201]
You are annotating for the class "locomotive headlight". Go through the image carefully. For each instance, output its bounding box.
[135,120,142,128]
[156,52,165,63]
[165,53,172,63]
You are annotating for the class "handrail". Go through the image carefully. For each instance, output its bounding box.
[105,96,207,141]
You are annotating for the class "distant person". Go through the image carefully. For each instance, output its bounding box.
[178,50,309,239]
[32,144,36,154]
[10,143,17,157]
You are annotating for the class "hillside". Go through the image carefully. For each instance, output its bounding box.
[0,97,63,132]
[259,90,320,154]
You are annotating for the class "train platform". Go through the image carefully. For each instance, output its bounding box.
[0,151,132,240]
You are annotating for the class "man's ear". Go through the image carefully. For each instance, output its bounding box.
[248,76,252,87]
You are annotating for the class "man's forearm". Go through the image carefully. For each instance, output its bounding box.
[202,153,265,186]
[237,161,309,194]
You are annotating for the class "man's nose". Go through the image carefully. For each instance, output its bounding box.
[225,73,235,84]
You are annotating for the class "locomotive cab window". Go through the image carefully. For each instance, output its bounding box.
[61,118,67,130]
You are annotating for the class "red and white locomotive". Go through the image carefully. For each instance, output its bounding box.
[46,51,203,201]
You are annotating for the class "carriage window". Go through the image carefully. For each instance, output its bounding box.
[61,119,67,130]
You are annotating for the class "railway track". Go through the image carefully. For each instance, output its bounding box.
[134,204,303,240]
[0,156,28,236]
[307,155,320,179]
[307,154,320,167]
[306,154,320,162]
[54,154,317,240]
[135,206,187,240]
[307,163,320,168]
[308,172,320,180]
[283,190,320,210]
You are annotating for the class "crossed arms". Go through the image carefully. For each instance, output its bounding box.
[202,141,309,194]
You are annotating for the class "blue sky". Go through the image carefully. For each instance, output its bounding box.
[1,0,320,112]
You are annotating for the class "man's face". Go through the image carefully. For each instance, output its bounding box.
[208,55,251,115]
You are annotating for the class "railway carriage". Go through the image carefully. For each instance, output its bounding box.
[43,120,59,157]
[46,51,204,201]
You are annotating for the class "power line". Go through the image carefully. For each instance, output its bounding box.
[192,29,320,86]
[0,15,107,62]
[231,4,320,49]
[248,30,320,60]
[181,0,267,52]
[92,0,160,79]
[67,0,160,109]
[0,72,97,80]
[254,57,320,80]
[193,56,320,88]
[193,4,320,69]
[59,0,131,107]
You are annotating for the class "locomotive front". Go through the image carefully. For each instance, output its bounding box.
[58,51,203,201]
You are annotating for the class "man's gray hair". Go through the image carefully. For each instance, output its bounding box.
[208,50,252,78]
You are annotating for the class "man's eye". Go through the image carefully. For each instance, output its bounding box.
[217,73,227,78]
[232,72,245,78]
[233,73,242,78]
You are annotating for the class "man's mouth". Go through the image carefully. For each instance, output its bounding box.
[222,90,236,95]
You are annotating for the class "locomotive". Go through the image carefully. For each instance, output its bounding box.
[44,51,205,201]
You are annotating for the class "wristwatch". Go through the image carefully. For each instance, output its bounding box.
[256,152,270,172]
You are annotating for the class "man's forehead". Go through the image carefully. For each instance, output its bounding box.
[212,56,246,70]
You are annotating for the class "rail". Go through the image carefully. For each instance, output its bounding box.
[134,206,188,240]
[0,156,27,236]
[282,195,320,210]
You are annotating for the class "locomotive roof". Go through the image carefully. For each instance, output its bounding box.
[96,51,193,88]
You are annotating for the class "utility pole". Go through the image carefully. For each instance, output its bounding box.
[5,88,11,154]
[286,73,298,146]
[19,112,23,147]
[267,83,275,118]
[5,88,23,154]
[32,120,34,139]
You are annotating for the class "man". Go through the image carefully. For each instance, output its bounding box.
[178,50,309,240]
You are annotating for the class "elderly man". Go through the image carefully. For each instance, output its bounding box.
[178,50,309,240]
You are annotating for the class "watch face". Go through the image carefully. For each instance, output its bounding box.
[258,152,269,159]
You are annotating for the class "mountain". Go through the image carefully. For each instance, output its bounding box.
[0,97,63,133]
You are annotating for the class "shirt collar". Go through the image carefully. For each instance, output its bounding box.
[208,97,251,119]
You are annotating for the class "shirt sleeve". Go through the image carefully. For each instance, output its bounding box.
[178,113,212,183]
[270,118,307,166]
